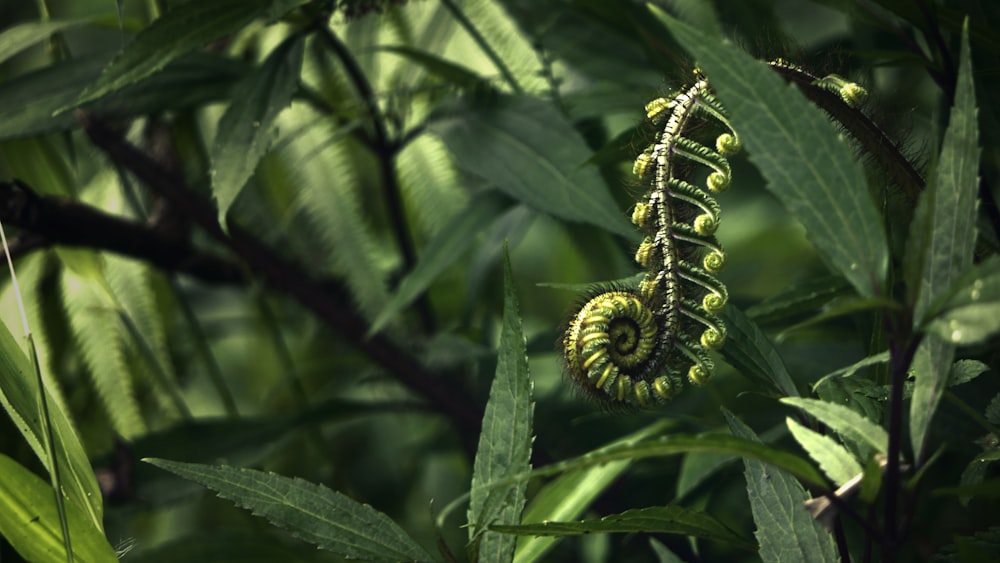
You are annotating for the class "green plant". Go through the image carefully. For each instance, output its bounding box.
[1,1,998,562]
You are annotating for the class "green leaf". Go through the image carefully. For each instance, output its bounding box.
[0,318,104,530]
[212,35,304,226]
[949,359,989,387]
[378,45,491,90]
[0,52,248,140]
[719,306,800,397]
[786,417,862,486]
[66,0,270,109]
[0,454,118,563]
[469,244,534,561]
[62,267,147,439]
[781,397,888,458]
[908,21,979,460]
[144,459,435,562]
[654,7,888,297]
[0,19,90,65]
[924,257,1000,345]
[369,193,510,335]
[493,505,755,551]
[511,433,826,490]
[428,94,635,238]
[514,422,670,563]
[725,410,839,563]
[745,274,854,325]
[126,531,335,563]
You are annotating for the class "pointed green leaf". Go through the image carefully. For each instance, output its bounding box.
[212,35,304,225]
[0,319,104,530]
[0,454,117,563]
[908,21,979,460]
[924,257,1000,345]
[786,417,862,486]
[369,193,509,335]
[144,459,435,562]
[0,19,90,65]
[719,306,800,397]
[514,422,670,563]
[725,410,838,563]
[781,397,888,458]
[429,94,635,238]
[493,506,755,551]
[469,245,534,561]
[654,7,887,297]
[65,0,270,109]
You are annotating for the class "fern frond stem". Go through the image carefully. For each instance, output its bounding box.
[318,24,436,333]
[117,310,192,419]
[1,218,74,562]
[439,0,524,94]
[82,116,482,455]
[168,277,239,417]
[768,63,925,203]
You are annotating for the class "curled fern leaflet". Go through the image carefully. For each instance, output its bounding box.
[563,73,738,407]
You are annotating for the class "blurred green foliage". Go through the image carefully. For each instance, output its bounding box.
[0,0,999,561]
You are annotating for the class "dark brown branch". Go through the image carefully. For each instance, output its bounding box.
[79,115,482,454]
[0,179,244,284]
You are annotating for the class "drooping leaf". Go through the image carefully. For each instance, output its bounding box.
[0,52,248,140]
[66,0,271,109]
[370,193,509,335]
[468,245,534,561]
[907,21,979,460]
[145,459,435,562]
[212,35,305,226]
[429,94,635,238]
[0,19,90,65]
[493,505,755,551]
[786,417,862,486]
[745,274,854,325]
[781,397,888,459]
[924,257,1000,345]
[654,7,888,298]
[725,410,838,563]
[719,306,800,397]
[0,454,117,563]
[514,421,670,563]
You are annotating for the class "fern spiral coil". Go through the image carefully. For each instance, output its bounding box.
[563,73,738,407]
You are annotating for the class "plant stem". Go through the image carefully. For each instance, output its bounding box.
[882,316,920,561]
[317,24,436,334]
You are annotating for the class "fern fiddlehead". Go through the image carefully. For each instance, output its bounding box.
[563,73,739,407]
